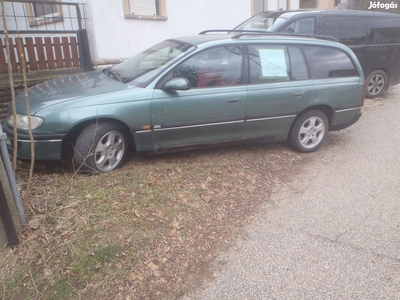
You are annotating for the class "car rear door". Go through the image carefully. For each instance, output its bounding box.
[244,44,313,138]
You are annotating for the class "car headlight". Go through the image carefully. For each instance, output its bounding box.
[7,114,44,130]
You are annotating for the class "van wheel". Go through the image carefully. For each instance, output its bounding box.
[366,70,387,98]
[73,122,127,173]
[289,110,328,153]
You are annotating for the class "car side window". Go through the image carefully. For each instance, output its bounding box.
[248,45,290,84]
[280,17,315,34]
[172,46,243,88]
[320,16,367,45]
[302,46,358,79]
[288,46,309,80]
[368,17,400,44]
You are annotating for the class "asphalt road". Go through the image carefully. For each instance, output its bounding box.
[183,85,400,299]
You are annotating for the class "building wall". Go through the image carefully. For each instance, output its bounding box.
[319,0,336,9]
[1,0,301,66]
[85,0,252,65]
[264,0,300,10]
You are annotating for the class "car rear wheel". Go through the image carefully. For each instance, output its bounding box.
[74,122,127,173]
[289,110,328,153]
[366,69,387,98]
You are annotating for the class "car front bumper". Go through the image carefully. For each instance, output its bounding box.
[3,125,66,160]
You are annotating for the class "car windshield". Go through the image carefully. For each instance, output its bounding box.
[234,14,283,32]
[110,40,194,87]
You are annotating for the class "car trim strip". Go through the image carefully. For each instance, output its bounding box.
[17,139,62,143]
[335,106,363,113]
[154,120,245,131]
[134,129,152,134]
[246,115,296,122]
[134,106,361,134]
[135,112,300,133]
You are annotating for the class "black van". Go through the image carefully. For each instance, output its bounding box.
[234,10,400,98]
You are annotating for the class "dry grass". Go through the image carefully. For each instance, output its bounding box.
[0,142,306,299]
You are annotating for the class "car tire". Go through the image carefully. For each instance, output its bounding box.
[289,110,328,153]
[73,122,127,173]
[366,69,387,98]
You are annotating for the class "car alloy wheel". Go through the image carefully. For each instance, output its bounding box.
[289,110,328,153]
[366,70,387,98]
[74,122,127,173]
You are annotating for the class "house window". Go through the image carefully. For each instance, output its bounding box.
[33,1,58,18]
[26,0,63,27]
[123,0,167,20]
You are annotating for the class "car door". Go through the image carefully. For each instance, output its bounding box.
[244,44,313,138]
[151,45,247,149]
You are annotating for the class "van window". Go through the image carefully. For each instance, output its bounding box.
[239,15,278,32]
[367,17,400,44]
[248,45,290,84]
[280,18,315,34]
[302,46,358,79]
[288,47,309,80]
[320,17,366,45]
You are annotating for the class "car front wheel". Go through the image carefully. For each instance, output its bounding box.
[366,69,387,98]
[289,110,328,153]
[74,122,127,173]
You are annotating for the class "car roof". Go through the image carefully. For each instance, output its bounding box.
[256,9,400,19]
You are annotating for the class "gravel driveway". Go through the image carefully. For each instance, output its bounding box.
[183,85,400,299]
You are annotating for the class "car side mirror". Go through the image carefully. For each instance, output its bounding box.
[163,77,190,91]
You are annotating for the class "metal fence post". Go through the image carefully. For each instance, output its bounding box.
[77,29,92,71]
[0,126,26,227]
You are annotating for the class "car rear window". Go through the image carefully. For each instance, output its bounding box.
[302,46,358,79]
[367,17,400,44]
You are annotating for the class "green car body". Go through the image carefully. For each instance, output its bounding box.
[3,33,365,172]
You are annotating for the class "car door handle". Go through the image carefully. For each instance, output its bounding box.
[227,98,242,104]
[293,92,304,98]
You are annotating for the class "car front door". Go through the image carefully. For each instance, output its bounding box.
[151,45,247,150]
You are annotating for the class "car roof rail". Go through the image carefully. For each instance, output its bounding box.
[199,29,270,35]
[231,32,339,42]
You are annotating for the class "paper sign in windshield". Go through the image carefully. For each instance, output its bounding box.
[259,48,287,78]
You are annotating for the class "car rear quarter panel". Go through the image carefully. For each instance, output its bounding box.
[311,77,364,126]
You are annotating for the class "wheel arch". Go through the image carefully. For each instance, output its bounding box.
[289,105,333,135]
[60,118,135,159]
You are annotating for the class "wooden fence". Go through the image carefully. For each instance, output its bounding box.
[0,35,81,74]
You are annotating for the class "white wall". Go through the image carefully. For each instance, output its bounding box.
[86,0,252,64]
[267,0,300,10]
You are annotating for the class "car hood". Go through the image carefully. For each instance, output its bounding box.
[15,70,130,114]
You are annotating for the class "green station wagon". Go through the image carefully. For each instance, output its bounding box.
[3,32,365,173]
